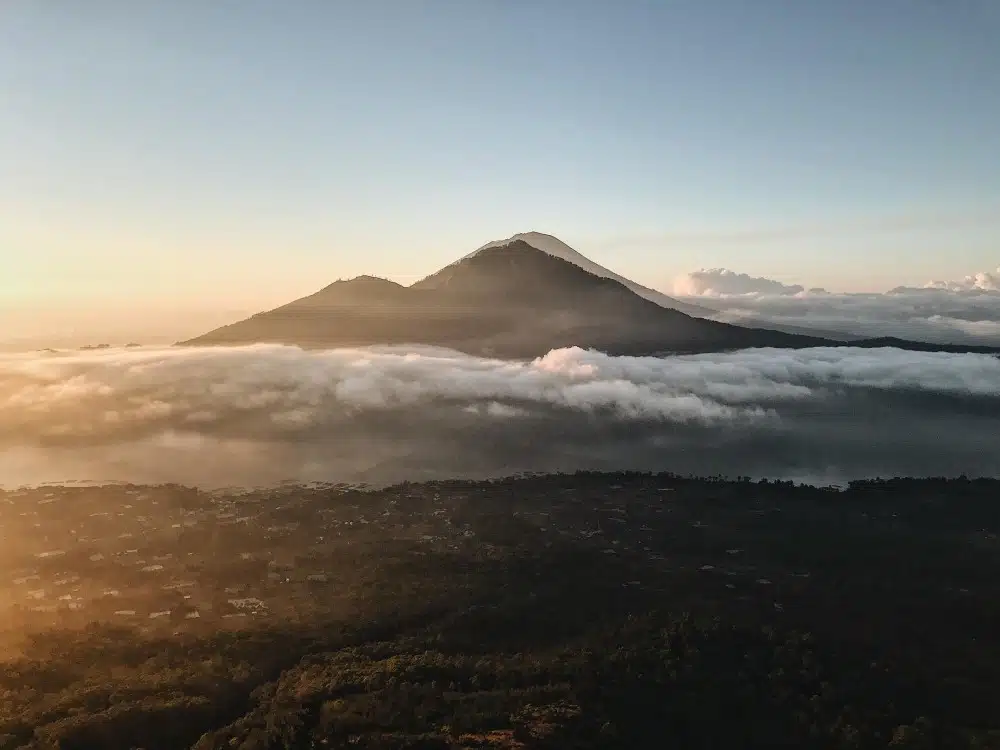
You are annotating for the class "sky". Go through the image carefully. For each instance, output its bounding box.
[2,0,999,346]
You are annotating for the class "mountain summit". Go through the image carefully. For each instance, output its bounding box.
[456,232,713,317]
[181,234,1000,357]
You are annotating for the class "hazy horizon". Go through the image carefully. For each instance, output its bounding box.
[5,7,1000,747]
[3,1,999,348]
[5,230,999,351]
[2,1,999,481]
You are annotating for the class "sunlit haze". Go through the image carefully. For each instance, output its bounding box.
[5,6,1000,743]
[3,1,999,348]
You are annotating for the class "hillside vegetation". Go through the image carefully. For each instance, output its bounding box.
[1,473,998,748]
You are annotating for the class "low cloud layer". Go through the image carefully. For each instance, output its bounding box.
[675,267,1000,345]
[2,344,999,488]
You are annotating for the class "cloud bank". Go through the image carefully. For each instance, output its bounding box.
[676,267,1000,345]
[1,344,999,488]
[673,268,819,297]
[919,266,1000,293]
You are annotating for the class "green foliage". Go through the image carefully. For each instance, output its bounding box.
[2,472,999,749]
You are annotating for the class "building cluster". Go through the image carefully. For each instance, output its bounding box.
[0,477,841,635]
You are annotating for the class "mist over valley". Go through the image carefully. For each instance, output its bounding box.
[5,4,1000,746]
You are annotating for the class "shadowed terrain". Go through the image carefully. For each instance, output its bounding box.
[3,473,999,749]
[183,242,829,357]
[183,242,1000,358]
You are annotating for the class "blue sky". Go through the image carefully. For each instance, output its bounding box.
[2,0,999,340]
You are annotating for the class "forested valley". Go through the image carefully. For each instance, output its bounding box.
[1,473,998,749]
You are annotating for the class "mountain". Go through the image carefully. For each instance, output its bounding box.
[457,232,862,340]
[462,232,716,318]
[183,235,1000,358]
[184,240,833,356]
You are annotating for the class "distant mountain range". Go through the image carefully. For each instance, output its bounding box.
[182,233,1000,357]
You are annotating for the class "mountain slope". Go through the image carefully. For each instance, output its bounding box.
[691,305,867,341]
[464,232,865,340]
[185,241,831,356]
[463,232,716,318]
[183,238,1000,357]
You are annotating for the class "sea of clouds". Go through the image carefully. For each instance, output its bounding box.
[2,344,999,488]
[674,266,1000,345]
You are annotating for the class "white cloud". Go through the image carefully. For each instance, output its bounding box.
[1,344,999,487]
[673,268,817,297]
[920,267,1000,292]
[675,266,1000,344]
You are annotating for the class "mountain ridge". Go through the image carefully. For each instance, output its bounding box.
[453,232,863,340]
[181,235,1000,358]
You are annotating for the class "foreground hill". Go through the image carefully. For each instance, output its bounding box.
[3,473,999,748]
